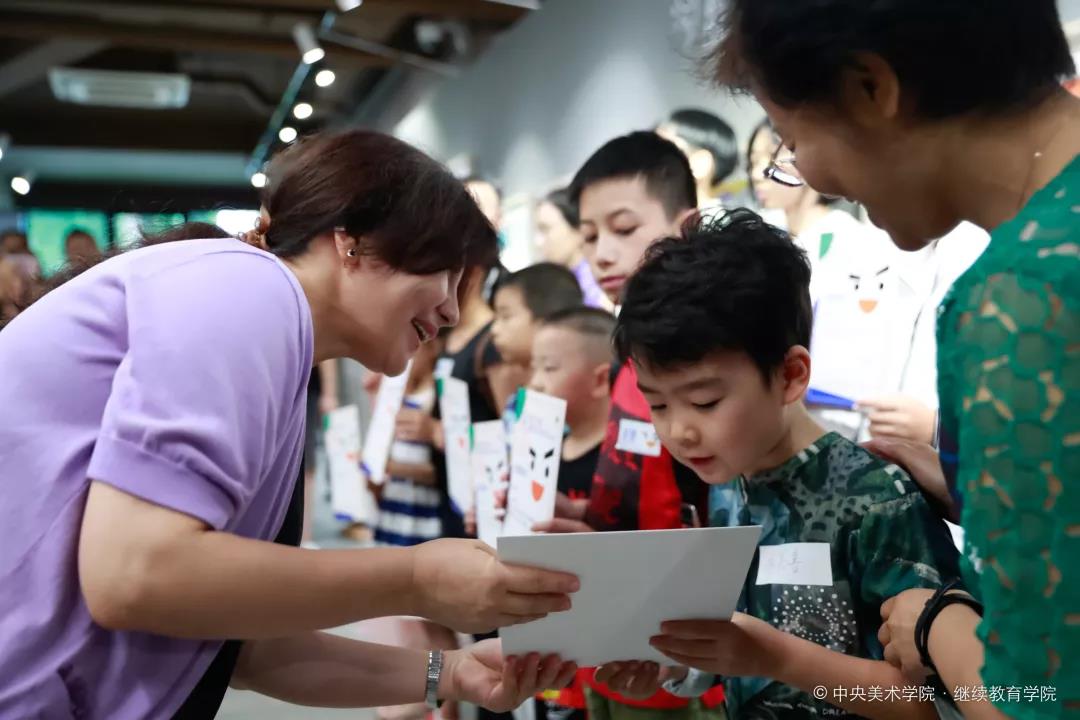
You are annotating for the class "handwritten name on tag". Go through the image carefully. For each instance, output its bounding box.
[614,419,662,457]
[756,543,833,586]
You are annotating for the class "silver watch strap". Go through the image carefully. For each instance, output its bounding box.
[425,650,444,709]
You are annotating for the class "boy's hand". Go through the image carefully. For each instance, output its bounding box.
[396,408,435,444]
[532,518,594,533]
[649,613,785,678]
[593,662,687,699]
[554,492,588,521]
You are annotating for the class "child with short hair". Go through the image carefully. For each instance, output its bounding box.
[539,130,726,720]
[490,262,584,385]
[528,306,616,720]
[597,210,961,720]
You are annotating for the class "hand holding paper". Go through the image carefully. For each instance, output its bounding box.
[499,526,761,666]
[648,613,787,679]
[410,538,579,634]
[594,662,684,700]
[444,640,578,713]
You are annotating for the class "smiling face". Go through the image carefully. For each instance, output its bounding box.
[636,351,805,483]
[336,249,461,376]
[578,177,684,303]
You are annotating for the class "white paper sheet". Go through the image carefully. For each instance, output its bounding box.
[499,526,762,666]
[361,363,411,486]
[471,420,508,548]
[810,249,903,402]
[326,405,377,523]
[439,376,473,513]
[502,390,567,537]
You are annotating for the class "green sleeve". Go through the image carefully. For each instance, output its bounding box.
[852,474,962,637]
[951,271,1079,717]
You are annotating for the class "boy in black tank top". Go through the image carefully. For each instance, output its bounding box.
[527,307,616,720]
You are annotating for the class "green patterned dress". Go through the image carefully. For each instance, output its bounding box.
[936,154,1080,718]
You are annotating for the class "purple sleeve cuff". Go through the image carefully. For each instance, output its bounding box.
[87,434,236,530]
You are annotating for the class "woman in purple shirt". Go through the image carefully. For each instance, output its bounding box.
[0,130,578,719]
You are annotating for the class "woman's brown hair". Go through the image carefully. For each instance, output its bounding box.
[261,129,498,275]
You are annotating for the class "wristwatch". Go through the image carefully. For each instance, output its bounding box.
[425,650,444,710]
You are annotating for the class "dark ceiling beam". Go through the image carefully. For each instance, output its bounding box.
[0,12,394,67]
[359,0,530,22]
[0,113,262,152]
[0,39,107,99]
[176,0,529,23]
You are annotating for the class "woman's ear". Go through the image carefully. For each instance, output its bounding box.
[334,229,361,266]
[780,346,812,406]
[839,52,901,128]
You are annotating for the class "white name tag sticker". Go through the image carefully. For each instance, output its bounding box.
[756,543,833,586]
[614,419,662,457]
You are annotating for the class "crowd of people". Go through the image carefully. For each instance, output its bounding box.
[0,1,1076,719]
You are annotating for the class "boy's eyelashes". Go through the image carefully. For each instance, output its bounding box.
[614,226,639,237]
[648,399,722,412]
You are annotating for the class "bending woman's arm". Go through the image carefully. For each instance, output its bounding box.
[79,483,575,638]
[230,635,576,711]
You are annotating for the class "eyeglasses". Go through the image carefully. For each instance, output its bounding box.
[764,138,803,187]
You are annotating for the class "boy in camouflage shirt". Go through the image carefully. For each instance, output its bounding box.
[595,211,960,720]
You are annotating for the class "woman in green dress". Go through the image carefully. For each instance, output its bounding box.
[710,1,1078,717]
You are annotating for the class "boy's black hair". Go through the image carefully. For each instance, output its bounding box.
[545,186,579,228]
[613,209,811,383]
[569,131,697,220]
[712,0,1076,119]
[497,262,583,320]
[665,108,738,185]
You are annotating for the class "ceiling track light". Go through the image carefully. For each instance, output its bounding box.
[293,23,325,64]
[10,173,33,196]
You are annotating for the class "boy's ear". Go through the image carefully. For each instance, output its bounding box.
[780,346,812,405]
[591,362,612,399]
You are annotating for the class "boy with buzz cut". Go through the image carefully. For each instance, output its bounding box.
[537,133,726,720]
[597,210,962,720]
[527,306,616,720]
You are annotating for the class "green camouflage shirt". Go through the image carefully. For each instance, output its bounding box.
[689,432,961,719]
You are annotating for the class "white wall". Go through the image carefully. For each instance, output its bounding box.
[388,0,765,196]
